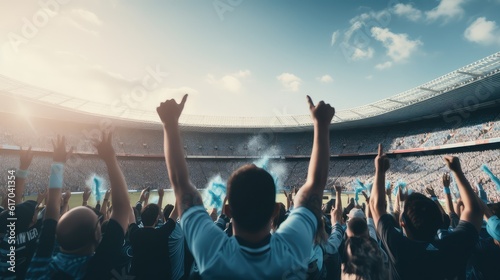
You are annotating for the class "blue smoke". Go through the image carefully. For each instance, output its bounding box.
[203,175,227,213]
[392,181,407,196]
[85,174,106,203]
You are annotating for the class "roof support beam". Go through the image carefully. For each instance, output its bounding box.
[349,110,365,118]
[457,71,481,78]
[387,98,407,105]
[370,104,388,112]
[419,87,440,93]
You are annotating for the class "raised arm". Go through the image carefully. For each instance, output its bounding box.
[386,182,394,214]
[442,173,456,215]
[294,96,334,218]
[157,95,202,215]
[93,131,130,233]
[369,144,390,226]
[60,190,71,216]
[15,147,34,205]
[45,136,73,221]
[157,188,164,219]
[100,189,111,218]
[444,156,483,232]
[333,185,342,222]
[82,187,91,206]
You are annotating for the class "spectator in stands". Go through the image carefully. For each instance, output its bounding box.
[467,196,500,279]
[0,147,42,280]
[157,94,334,279]
[370,144,483,280]
[26,133,131,279]
[129,200,176,279]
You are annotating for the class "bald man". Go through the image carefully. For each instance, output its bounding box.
[26,133,132,280]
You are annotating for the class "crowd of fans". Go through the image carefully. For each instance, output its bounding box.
[0,96,499,279]
[1,106,500,157]
[1,150,499,203]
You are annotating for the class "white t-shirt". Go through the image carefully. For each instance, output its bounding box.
[181,206,317,280]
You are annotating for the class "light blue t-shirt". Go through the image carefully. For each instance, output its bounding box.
[181,206,317,280]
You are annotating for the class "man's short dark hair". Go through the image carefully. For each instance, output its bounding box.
[141,204,160,227]
[402,193,442,242]
[347,217,368,237]
[227,164,276,233]
[163,204,174,219]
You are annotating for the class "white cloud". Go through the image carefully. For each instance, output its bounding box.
[205,70,251,92]
[331,30,340,46]
[352,47,374,60]
[365,75,373,80]
[317,74,333,83]
[336,10,391,61]
[277,73,302,92]
[392,3,422,22]
[71,9,103,25]
[371,27,422,62]
[464,17,500,45]
[426,0,466,22]
[375,61,393,70]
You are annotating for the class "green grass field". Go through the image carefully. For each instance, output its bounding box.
[25,191,367,210]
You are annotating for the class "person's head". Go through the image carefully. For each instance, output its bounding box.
[324,199,335,214]
[400,193,441,242]
[56,206,101,254]
[227,164,278,233]
[343,237,387,280]
[347,208,365,221]
[346,217,369,238]
[163,204,174,219]
[141,204,160,227]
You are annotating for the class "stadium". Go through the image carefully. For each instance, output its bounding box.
[1,52,500,198]
[4,1,500,278]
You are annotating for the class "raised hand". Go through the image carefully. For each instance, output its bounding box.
[52,135,73,163]
[139,187,150,203]
[104,189,111,201]
[330,205,343,225]
[19,146,34,170]
[397,187,407,203]
[307,95,335,126]
[444,156,462,173]
[82,187,92,205]
[426,187,437,197]
[92,131,115,161]
[158,188,165,197]
[361,190,369,202]
[62,190,72,203]
[157,94,188,127]
[386,182,393,197]
[334,185,342,194]
[443,173,451,187]
[209,208,217,221]
[375,144,390,173]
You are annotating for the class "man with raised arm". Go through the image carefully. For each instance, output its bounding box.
[369,145,482,280]
[157,95,334,279]
[0,147,41,280]
[26,133,131,279]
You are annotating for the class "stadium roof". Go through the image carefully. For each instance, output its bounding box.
[1,52,500,132]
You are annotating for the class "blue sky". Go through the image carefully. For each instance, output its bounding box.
[1,0,500,117]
